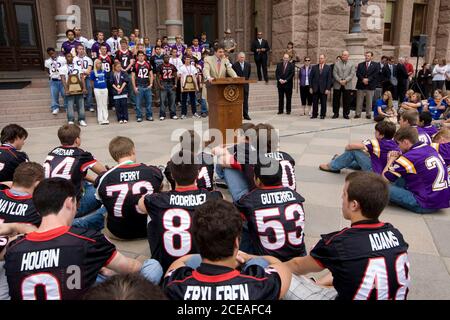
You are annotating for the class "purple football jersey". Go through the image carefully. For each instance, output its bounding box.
[432,142,450,176]
[385,142,450,209]
[422,125,438,138]
[413,126,432,145]
[363,138,400,174]
[61,40,81,55]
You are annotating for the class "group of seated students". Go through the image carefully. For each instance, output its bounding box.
[320,108,450,214]
[0,122,411,300]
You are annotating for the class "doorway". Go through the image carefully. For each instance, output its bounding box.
[183,0,218,44]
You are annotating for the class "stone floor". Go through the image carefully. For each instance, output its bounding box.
[22,109,450,300]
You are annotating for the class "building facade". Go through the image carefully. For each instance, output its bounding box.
[0,0,449,71]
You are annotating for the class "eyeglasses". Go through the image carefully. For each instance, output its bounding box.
[305,60,311,62]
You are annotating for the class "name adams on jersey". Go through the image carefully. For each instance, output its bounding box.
[144,187,222,271]
[96,162,163,239]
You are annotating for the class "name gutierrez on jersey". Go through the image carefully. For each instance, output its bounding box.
[51,148,75,156]
[0,199,28,216]
[21,249,60,272]
[170,194,207,206]
[261,191,296,205]
[184,284,250,300]
[369,231,400,252]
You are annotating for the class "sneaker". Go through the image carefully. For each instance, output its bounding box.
[201,112,208,118]
[181,115,187,120]
[147,117,154,122]
[160,117,165,121]
[52,109,59,115]
[193,113,201,119]
[103,120,110,125]
[79,120,87,127]
[68,121,75,125]
[119,120,124,124]
[137,118,143,123]
[89,108,95,112]
[124,120,128,124]
[172,116,178,120]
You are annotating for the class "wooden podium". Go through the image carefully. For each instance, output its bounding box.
[206,77,256,145]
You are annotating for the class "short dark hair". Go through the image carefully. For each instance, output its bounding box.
[168,151,199,186]
[254,157,282,187]
[193,199,242,261]
[394,127,419,145]
[66,29,75,37]
[109,137,135,162]
[401,109,419,126]
[33,178,76,217]
[57,124,81,146]
[345,172,389,220]
[375,121,396,140]
[1,124,28,144]
[419,111,433,126]
[366,51,374,57]
[255,123,279,154]
[215,45,225,51]
[180,130,201,154]
[83,274,167,300]
[13,162,45,189]
[100,44,108,49]
[47,47,56,54]
[136,50,145,56]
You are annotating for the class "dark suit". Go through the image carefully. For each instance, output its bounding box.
[275,62,295,114]
[233,61,252,118]
[396,63,409,101]
[310,64,333,118]
[251,39,270,82]
[355,61,381,117]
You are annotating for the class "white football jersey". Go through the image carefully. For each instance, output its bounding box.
[45,56,67,79]
[73,55,93,74]
[106,37,121,55]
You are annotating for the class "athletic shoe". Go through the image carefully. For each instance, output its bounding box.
[215,178,228,189]
[89,108,95,112]
[103,120,110,125]
[52,109,59,115]
[124,120,128,123]
[68,121,75,125]
[172,116,178,120]
[160,117,165,121]
[79,120,87,127]
[137,118,143,123]
[119,120,124,124]
[201,112,208,118]
[193,113,201,119]
[147,117,154,122]
[181,115,187,120]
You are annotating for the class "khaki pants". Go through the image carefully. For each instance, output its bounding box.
[356,89,374,118]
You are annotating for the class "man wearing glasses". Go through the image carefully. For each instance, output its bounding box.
[299,57,313,116]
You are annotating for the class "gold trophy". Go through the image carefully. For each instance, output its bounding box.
[182,75,197,92]
[67,74,83,95]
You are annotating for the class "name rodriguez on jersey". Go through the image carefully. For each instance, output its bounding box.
[169,194,207,207]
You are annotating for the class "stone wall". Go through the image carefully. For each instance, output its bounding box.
[435,0,450,61]
[360,0,385,59]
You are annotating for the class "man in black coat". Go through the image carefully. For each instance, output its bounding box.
[275,53,295,114]
[355,51,381,119]
[396,57,409,102]
[251,32,270,83]
[310,54,333,119]
[232,52,252,120]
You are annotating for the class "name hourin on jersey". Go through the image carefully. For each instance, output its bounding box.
[21,249,60,271]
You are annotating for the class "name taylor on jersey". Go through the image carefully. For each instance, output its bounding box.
[0,199,29,216]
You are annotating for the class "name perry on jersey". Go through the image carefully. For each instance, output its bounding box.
[369,231,400,252]
[261,191,296,205]
[184,284,250,300]
[0,199,29,216]
[51,148,75,156]
[169,194,207,206]
[20,248,60,272]
[120,171,140,182]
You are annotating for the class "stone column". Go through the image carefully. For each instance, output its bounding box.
[344,33,368,89]
[165,0,183,44]
[392,0,414,58]
[55,0,73,50]
[435,0,450,61]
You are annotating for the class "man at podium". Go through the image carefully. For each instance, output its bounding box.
[203,45,238,84]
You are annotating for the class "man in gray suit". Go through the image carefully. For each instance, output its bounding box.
[332,51,355,119]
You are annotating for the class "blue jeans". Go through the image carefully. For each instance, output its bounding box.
[135,86,153,119]
[73,206,106,231]
[389,185,437,214]
[200,98,208,114]
[77,182,102,218]
[159,83,176,117]
[181,92,197,116]
[216,164,249,202]
[96,259,163,285]
[186,255,269,271]
[330,150,372,172]
[66,94,86,122]
[49,80,67,111]
[84,78,94,110]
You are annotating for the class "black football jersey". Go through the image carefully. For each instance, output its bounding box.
[44,146,97,198]
[163,263,281,300]
[0,144,29,182]
[0,189,41,226]
[157,63,177,85]
[115,50,134,71]
[265,151,297,191]
[164,153,215,191]
[4,226,116,300]
[236,186,306,261]
[228,143,258,191]
[0,236,8,255]
[132,61,152,87]
[99,54,113,74]
[310,221,410,300]
[96,163,164,239]
[144,187,223,271]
